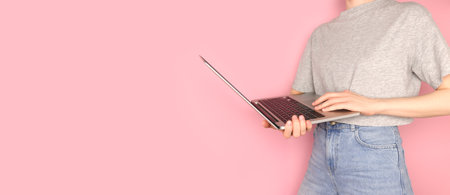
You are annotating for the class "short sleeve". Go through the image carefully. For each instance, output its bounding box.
[411,5,450,90]
[292,34,315,92]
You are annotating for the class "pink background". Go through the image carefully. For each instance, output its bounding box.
[1,0,449,194]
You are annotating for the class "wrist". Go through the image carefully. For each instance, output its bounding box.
[372,98,388,115]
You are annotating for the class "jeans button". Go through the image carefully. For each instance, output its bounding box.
[330,121,336,125]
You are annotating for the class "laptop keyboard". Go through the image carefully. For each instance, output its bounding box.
[258,96,324,122]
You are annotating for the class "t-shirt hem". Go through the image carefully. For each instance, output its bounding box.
[330,116,414,127]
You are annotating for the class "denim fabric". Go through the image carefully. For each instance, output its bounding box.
[298,121,413,195]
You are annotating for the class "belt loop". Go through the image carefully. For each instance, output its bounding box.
[323,122,328,130]
[320,122,328,130]
[351,124,356,132]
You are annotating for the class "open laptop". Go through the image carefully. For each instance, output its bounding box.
[200,55,360,130]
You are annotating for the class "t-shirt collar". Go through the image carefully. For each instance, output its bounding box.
[338,0,393,20]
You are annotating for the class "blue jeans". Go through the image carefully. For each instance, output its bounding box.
[298,121,413,195]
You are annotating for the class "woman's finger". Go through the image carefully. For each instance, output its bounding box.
[284,120,293,138]
[299,115,306,136]
[292,115,300,138]
[306,120,313,132]
[314,97,349,110]
[322,103,349,112]
[312,92,348,106]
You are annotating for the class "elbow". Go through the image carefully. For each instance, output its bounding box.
[435,88,450,116]
[291,88,304,95]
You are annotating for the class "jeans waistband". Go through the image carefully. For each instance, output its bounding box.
[317,121,357,132]
[317,121,398,132]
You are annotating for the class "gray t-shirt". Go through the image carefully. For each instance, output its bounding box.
[292,0,450,126]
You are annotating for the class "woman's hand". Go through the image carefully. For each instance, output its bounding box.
[312,90,381,116]
[262,115,313,138]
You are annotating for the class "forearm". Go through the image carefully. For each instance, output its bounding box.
[376,89,450,118]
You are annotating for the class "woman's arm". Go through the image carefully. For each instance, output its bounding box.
[376,75,450,117]
[313,75,450,118]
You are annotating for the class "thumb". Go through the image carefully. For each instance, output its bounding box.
[262,120,272,128]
